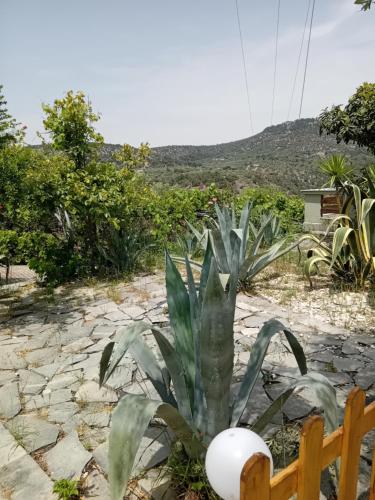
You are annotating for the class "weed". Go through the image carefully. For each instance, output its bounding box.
[266,424,300,469]
[163,441,219,499]
[52,479,79,500]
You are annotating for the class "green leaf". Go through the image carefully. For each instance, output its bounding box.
[99,341,114,386]
[151,328,193,424]
[231,319,307,427]
[200,258,233,439]
[109,394,204,500]
[165,251,195,408]
[331,227,353,268]
[252,373,338,436]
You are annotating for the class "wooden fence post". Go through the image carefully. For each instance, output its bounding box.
[240,452,271,500]
[297,415,324,500]
[338,388,366,500]
[369,444,375,500]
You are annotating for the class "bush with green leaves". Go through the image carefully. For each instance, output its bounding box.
[0,229,19,282]
[99,235,337,499]
[304,182,375,287]
[236,187,304,234]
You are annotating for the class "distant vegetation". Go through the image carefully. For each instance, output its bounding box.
[101,118,373,194]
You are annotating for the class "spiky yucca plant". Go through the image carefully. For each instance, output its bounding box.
[100,234,337,499]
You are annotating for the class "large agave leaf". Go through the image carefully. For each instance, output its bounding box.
[238,202,251,262]
[165,252,195,408]
[209,229,230,273]
[109,394,205,500]
[184,257,206,430]
[99,321,176,406]
[151,329,193,423]
[215,204,233,261]
[100,322,154,386]
[252,372,338,435]
[331,226,354,268]
[200,258,234,439]
[304,254,332,285]
[231,319,307,427]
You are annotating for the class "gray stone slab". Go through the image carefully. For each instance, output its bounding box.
[75,381,117,403]
[62,337,94,353]
[44,431,92,480]
[355,368,375,390]
[25,347,59,366]
[0,453,56,500]
[25,388,72,410]
[104,364,135,390]
[83,469,110,499]
[0,423,27,468]
[18,369,46,395]
[6,415,59,452]
[309,351,334,364]
[119,305,146,319]
[0,345,26,369]
[333,356,365,372]
[243,315,268,328]
[31,363,60,380]
[342,340,361,355]
[0,370,18,386]
[91,325,117,340]
[45,371,82,391]
[92,441,108,473]
[80,405,111,428]
[47,401,79,423]
[0,382,21,418]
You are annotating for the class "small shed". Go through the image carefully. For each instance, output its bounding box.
[300,188,341,233]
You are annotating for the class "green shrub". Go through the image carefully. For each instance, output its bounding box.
[18,231,81,285]
[237,187,304,233]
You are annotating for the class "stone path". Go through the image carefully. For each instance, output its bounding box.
[0,273,374,499]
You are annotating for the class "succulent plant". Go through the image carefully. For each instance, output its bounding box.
[304,183,375,286]
[100,234,337,499]
[181,202,297,285]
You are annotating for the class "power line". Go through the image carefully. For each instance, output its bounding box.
[271,0,281,125]
[234,0,254,135]
[286,0,311,121]
[298,0,316,118]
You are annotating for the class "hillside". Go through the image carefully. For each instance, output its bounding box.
[100,118,374,194]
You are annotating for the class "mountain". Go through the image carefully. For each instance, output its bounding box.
[101,118,374,194]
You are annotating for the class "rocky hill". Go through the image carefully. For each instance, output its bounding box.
[96,118,374,194]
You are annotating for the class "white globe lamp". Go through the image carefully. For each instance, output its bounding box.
[205,428,273,500]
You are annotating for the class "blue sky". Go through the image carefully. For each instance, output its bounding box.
[1,0,374,146]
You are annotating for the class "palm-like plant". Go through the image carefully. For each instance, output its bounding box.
[100,234,337,499]
[319,155,353,190]
[304,183,375,286]
[182,202,297,285]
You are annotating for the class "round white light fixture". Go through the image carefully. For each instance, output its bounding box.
[205,428,273,500]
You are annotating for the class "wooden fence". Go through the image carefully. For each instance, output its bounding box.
[240,387,375,500]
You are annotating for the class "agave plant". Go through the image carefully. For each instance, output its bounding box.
[100,234,337,499]
[182,202,297,285]
[304,183,375,286]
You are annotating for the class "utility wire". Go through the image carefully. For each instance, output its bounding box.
[286,0,311,121]
[234,0,254,135]
[298,0,316,118]
[270,0,281,125]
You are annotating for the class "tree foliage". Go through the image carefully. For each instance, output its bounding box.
[319,83,375,155]
[40,90,104,169]
[0,85,25,149]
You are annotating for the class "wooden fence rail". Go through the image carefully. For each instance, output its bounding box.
[240,387,375,500]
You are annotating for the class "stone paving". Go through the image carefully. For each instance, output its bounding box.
[0,273,374,499]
